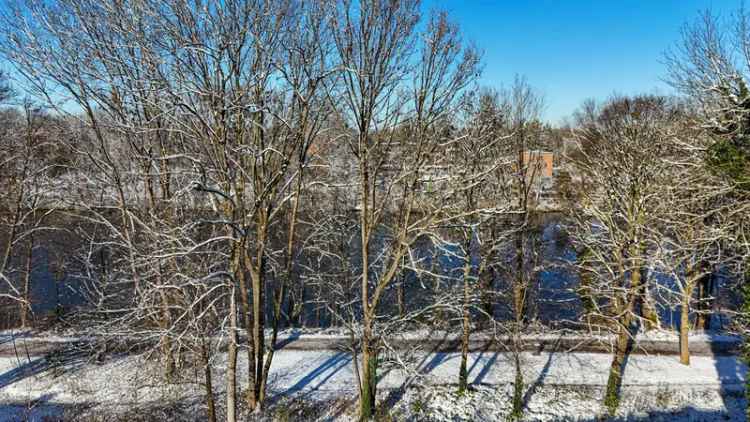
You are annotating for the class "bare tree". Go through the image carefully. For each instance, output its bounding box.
[654,117,736,365]
[0,96,60,328]
[328,1,480,417]
[500,77,546,327]
[664,6,750,377]
[566,95,682,415]
[440,88,511,394]
[2,0,334,416]
[480,76,548,420]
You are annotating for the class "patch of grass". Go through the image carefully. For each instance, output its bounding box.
[654,386,673,409]
[410,394,427,415]
[374,402,395,422]
[246,396,352,421]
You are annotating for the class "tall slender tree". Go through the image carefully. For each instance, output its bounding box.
[328,1,479,417]
[665,8,750,412]
[567,95,681,415]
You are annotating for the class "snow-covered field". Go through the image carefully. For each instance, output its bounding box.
[0,343,745,421]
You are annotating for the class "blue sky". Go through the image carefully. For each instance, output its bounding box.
[1,1,738,123]
[426,1,739,124]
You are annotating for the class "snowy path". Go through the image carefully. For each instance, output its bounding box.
[265,350,746,395]
[0,330,741,356]
[0,349,744,407]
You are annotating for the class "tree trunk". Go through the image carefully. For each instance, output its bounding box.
[298,283,306,327]
[201,340,217,422]
[315,299,322,327]
[236,242,257,410]
[680,291,691,365]
[640,288,660,331]
[514,224,527,325]
[53,256,63,318]
[458,252,472,394]
[695,271,713,331]
[358,159,376,420]
[510,350,524,420]
[158,283,176,380]
[603,258,641,415]
[397,255,407,318]
[604,319,633,415]
[226,286,238,422]
[250,265,265,410]
[480,270,494,323]
[511,222,527,419]
[21,234,33,328]
[577,247,598,326]
[396,280,405,319]
[679,267,699,366]
[359,327,378,420]
[288,285,305,327]
[259,241,296,404]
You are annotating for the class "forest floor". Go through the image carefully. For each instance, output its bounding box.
[0,329,745,421]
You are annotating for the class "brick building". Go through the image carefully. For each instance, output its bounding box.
[521,150,554,179]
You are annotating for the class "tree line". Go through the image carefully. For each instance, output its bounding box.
[0,1,748,420]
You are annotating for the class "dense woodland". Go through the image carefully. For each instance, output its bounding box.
[0,1,749,421]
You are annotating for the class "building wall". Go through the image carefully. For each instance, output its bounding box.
[522,150,554,178]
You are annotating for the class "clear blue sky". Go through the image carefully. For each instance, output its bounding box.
[426,1,739,124]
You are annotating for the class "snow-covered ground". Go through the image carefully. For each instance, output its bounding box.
[393,384,746,421]
[264,349,745,392]
[0,345,745,421]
